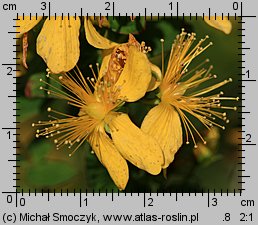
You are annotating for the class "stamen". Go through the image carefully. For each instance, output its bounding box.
[96,63,100,75]
[89,64,97,81]
[160,30,237,147]
[160,39,165,77]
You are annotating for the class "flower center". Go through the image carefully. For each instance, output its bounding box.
[160,83,187,104]
[84,102,107,120]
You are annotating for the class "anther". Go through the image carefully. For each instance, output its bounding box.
[32,123,35,127]
[47,107,52,112]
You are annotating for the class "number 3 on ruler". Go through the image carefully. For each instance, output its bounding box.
[211,197,218,206]
[41,1,49,10]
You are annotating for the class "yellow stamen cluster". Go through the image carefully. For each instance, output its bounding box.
[159,29,238,148]
[32,66,124,156]
[140,41,152,54]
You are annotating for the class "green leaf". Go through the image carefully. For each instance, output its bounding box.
[26,72,62,98]
[27,161,77,186]
[151,20,179,55]
[109,17,146,34]
[19,97,43,121]
[194,158,236,190]
[29,141,52,163]
[26,72,46,98]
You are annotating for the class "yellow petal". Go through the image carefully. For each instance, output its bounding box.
[141,103,183,168]
[84,18,118,49]
[16,16,43,36]
[108,113,164,175]
[204,16,232,34]
[147,62,162,91]
[98,49,112,80]
[116,46,152,102]
[36,16,80,74]
[89,16,110,28]
[88,125,129,190]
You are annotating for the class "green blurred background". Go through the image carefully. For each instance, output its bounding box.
[17,17,241,192]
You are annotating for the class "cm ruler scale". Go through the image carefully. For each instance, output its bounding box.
[0,0,257,224]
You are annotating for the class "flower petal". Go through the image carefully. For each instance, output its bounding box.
[84,18,118,49]
[88,125,129,190]
[98,49,113,80]
[204,16,232,34]
[116,46,152,102]
[147,62,162,91]
[16,16,43,36]
[141,103,183,168]
[36,16,80,74]
[108,113,164,175]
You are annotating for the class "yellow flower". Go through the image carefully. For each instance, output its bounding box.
[204,16,232,34]
[32,39,164,190]
[141,29,238,168]
[84,19,162,91]
[17,16,110,74]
